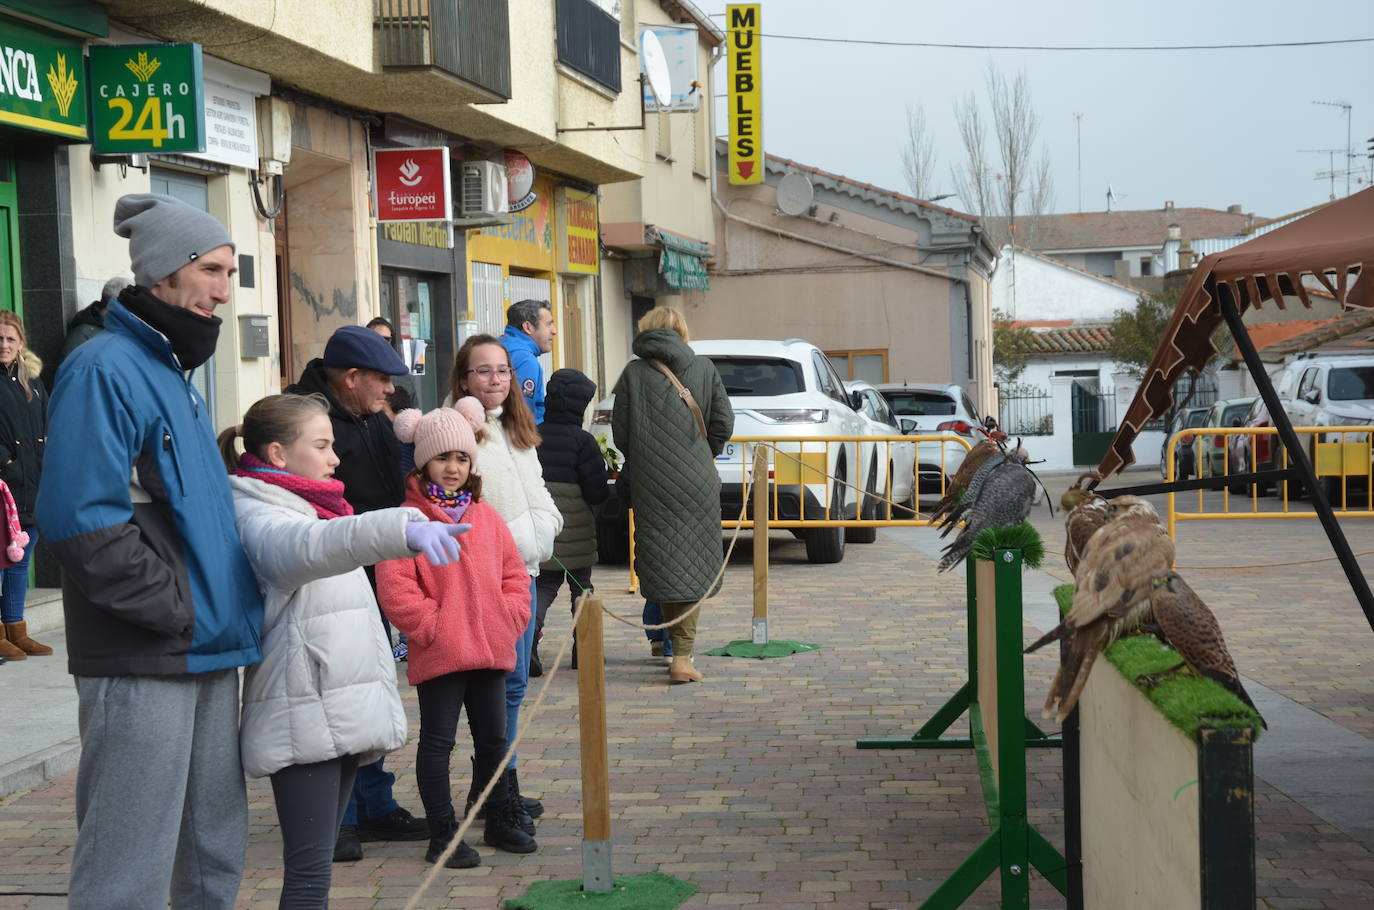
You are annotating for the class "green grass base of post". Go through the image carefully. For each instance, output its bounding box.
[702,640,820,658]
[503,873,698,910]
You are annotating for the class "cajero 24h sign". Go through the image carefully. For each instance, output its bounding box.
[88,43,206,155]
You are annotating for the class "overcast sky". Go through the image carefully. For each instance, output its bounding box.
[695,0,1374,219]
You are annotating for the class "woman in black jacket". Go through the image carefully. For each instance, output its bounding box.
[0,311,50,660]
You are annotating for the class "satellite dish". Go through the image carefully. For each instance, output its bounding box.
[776,172,815,217]
[641,31,673,108]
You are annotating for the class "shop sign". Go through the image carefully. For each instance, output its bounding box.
[0,17,88,140]
[505,149,537,213]
[374,147,451,222]
[726,4,762,185]
[559,188,599,275]
[88,43,205,154]
[187,80,257,169]
[380,221,450,249]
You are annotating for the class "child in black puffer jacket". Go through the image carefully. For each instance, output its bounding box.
[532,369,608,675]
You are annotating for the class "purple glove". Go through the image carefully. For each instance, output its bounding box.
[405,522,471,566]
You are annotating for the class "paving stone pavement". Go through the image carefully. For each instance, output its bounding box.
[0,477,1371,908]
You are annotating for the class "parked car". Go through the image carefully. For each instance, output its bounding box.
[1159,405,1211,480]
[1197,397,1256,486]
[1227,397,1279,495]
[1280,354,1374,500]
[844,380,918,525]
[593,338,872,565]
[874,382,988,496]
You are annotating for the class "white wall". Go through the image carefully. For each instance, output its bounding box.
[991,246,1140,322]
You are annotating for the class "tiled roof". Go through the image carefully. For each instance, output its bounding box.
[1011,322,1113,354]
[761,151,980,223]
[1263,308,1374,357]
[990,206,1260,252]
[1238,319,1339,359]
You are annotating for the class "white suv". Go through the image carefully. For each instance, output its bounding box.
[1279,354,1374,499]
[592,338,871,565]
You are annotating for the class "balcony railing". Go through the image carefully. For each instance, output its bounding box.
[555,0,621,93]
[376,0,511,101]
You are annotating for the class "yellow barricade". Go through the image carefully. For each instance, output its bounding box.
[1165,424,1374,539]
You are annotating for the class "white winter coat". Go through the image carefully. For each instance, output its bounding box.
[229,476,419,779]
[474,408,563,575]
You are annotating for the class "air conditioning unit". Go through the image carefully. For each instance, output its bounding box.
[460,161,508,217]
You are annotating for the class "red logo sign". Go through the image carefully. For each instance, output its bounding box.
[374,147,451,222]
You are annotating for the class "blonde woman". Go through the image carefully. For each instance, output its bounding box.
[0,311,49,660]
[611,307,733,683]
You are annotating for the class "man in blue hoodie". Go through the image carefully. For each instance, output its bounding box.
[37,194,265,910]
[500,299,555,423]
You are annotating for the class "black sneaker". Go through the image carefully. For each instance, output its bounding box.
[333,825,363,862]
[483,804,538,854]
[426,835,481,869]
[358,807,429,842]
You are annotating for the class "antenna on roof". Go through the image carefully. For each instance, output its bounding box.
[1105,185,1117,213]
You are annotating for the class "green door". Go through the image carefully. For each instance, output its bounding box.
[0,145,20,315]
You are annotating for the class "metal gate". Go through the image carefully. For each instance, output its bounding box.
[1070,379,1116,465]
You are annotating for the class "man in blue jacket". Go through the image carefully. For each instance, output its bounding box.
[37,194,265,910]
[500,298,555,423]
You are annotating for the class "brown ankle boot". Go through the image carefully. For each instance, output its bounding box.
[5,621,52,656]
[668,655,702,684]
[0,632,25,660]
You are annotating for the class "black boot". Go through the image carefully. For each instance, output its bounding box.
[466,758,535,835]
[509,767,544,819]
[529,642,543,678]
[482,777,537,854]
[425,815,480,869]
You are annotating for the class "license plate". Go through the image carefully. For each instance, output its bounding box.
[716,442,749,463]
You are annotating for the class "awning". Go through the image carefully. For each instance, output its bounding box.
[650,226,711,291]
[1097,187,1373,478]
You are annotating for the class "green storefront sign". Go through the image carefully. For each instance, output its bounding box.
[88,43,204,154]
[0,17,89,140]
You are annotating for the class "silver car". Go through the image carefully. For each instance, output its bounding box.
[875,382,988,496]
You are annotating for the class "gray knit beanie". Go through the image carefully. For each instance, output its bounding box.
[113,193,236,288]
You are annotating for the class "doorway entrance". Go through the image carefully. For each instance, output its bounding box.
[380,268,439,411]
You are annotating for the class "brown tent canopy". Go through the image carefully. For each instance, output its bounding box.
[1097,187,1373,478]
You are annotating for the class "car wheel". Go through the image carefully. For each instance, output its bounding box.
[846,464,879,544]
[805,478,846,564]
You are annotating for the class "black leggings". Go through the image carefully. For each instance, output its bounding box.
[269,754,361,910]
[415,669,508,822]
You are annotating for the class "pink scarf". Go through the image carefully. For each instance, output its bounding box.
[235,452,354,520]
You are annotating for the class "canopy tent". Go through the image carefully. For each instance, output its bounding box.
[1096,187,1373,478]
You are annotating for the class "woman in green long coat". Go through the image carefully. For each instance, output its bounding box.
[611,307,733,683]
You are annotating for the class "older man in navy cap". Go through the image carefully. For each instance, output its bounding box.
[287,324,428,860]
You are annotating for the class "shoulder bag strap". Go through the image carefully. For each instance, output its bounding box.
[648,359,708,440]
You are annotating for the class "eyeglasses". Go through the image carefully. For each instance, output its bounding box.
[467,366,512,379]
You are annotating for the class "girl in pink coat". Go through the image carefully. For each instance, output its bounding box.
[376,399,536,869]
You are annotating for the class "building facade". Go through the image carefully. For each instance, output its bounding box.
[695,150,999,414]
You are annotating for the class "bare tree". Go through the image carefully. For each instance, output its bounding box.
[899,104,937,200]
[899,63,1055,248]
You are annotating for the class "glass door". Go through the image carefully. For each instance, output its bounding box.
[0,145,20,314]
[381,268,438,411]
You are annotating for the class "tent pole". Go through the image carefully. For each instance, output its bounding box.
[1214,279,1374,632]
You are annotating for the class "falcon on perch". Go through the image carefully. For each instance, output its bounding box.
[928,431,1008,528]
[1144,572,1266,728]
[936,445,1036,573]
[1027,495,1175,722]
[1061,473,1108,576]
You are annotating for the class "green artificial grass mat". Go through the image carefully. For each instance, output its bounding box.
[1048,584,1263,741]
[702,639,820,658]
[503,872,698,909]
[971,522,1044,568]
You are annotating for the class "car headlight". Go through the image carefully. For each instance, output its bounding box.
[751,408,828,424]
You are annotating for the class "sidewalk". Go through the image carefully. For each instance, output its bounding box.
[0,501,1371,908]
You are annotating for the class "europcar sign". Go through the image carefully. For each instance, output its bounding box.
[88,43,205,154]
[374,147,451,222]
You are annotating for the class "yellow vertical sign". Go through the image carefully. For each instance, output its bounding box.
[726,4,762,184]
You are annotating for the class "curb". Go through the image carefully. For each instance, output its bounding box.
[0,739,81,800]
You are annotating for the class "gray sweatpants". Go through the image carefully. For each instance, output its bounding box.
[70,670,248,910]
